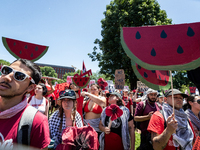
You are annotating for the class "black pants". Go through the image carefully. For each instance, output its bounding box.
[139,133,154,150]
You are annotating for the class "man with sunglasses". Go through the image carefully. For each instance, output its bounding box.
[0,59,50,149]
[148,89,196,150]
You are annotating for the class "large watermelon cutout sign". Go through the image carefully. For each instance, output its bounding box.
[2,37,48,62]
[72,70,92,89]
[121,22,200,70]
[131,61,171,90]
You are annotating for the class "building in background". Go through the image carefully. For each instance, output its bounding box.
[36,63,75,79]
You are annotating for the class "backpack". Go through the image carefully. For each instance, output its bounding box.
[17,105,38,145]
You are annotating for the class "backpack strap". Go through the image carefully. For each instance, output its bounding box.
[142,100,147,115]
[17,105,38,145]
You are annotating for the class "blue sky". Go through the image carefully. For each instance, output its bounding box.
[0,0,200,73]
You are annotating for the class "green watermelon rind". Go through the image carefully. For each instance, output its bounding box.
[72,77,90,89]
[2,37,49,62]
[121,27,200,71]
[131,60,171,90]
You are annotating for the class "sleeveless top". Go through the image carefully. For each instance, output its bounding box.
[84,99,103,114]
[29,96,48,114]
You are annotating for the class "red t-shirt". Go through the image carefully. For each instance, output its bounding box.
[0,105,51,149]
[122,96,133,112]
[147,111,196,150]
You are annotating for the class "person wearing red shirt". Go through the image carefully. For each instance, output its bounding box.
[0,59,50,149]
[122,89,133,116]
[148,89,196,150]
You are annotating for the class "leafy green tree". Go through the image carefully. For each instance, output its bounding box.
[40,66,58,78]
[88,0,172,89]
[172,71,195,90]
[0,59,10,66]
[90,71,112,82]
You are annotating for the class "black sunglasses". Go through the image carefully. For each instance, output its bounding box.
[195,99,200,104]
[59,90,76,97]
[1,65,35,83]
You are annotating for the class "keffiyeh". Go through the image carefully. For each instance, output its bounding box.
[162,103,194,150]
[49,110,83,149]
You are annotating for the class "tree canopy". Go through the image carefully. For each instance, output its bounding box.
[40,66,58,78]
[88,0,172,89]
[0,59,10,66]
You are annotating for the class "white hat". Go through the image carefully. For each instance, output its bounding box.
[123,89,128,92]
[146,88,158,95]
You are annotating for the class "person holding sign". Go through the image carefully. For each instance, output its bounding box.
[148,89,196,150]
[99,92,135,150]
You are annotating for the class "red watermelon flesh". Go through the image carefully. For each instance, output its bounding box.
[121,22,200,70]
[2,37,48,62]
[131,60,171,90]
[72,77,90,89]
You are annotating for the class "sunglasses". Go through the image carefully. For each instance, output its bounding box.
[195,99,200,104]
[59,90,76,97]
[1,65,35,84]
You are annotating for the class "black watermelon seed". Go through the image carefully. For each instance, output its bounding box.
[167,72,169,76]
[165,78,167,84]
[187,27,195,37]
[77,82,79,85]
[177,45,184,54]
[151,70,155,73]
[35,46,38,51]
[14,42,16,46]
[135,31,141,39]
[160,30,167,38]
[30,53,33,57]
[80,79,82,81]
[19,50,22,54]
[25,45,28,49]
[85,79,87,81]
[83,82,85,85]
[151,48,156,56]
[137,65,141,69]
[159,75,161,80]
[144,72,148,78]
[75,79,77,81]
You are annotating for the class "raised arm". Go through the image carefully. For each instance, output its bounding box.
[81,92,106,108]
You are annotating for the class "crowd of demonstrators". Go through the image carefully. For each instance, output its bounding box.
[148,89,196,150]
[81,84,106,137]
[134,88,161,150]
[49,89,83,149]
[0,59,50,149]
[99,92,135,150]
[28,83,49,117]
[184,95,200,141]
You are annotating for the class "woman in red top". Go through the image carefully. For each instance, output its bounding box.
[81,84,106,136]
